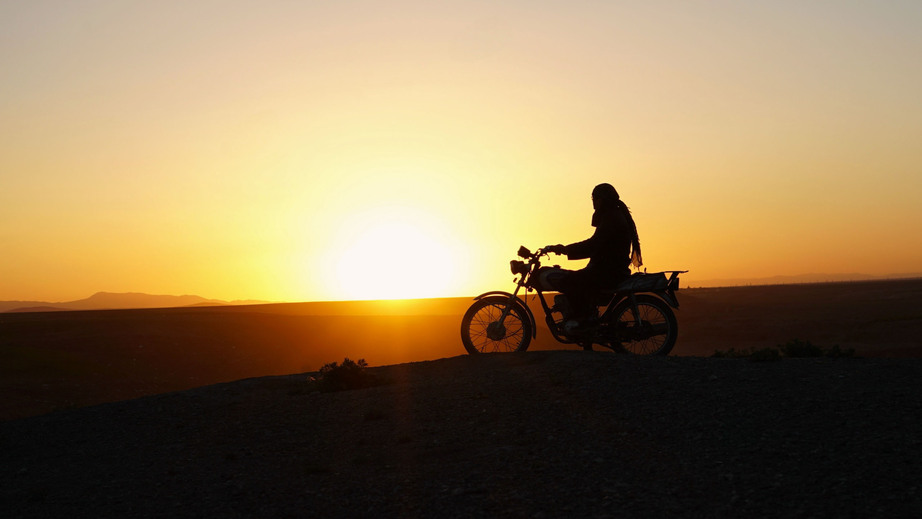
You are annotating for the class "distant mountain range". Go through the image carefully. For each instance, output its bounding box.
[0,292,271,313]
[5,273,922,312]
[689,272,922,288]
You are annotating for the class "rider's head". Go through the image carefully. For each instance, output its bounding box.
[591,183,619,210]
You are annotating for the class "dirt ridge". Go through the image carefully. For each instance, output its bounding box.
[2,351,921,518]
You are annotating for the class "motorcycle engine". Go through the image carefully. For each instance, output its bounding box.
[535,267,567,291]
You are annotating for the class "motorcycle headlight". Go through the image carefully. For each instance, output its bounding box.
[510,260,528,276]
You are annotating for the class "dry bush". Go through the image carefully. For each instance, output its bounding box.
[316,358,384,393]
[712,340,854,360]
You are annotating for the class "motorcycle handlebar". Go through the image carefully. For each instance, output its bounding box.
[519,245,562,260]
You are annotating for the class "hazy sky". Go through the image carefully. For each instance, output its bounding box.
[2,0,921,302]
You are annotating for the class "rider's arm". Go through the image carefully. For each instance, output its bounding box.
[563,227,603,260]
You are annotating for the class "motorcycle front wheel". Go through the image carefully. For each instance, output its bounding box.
[460,296,533,354]
[609,294,678,355]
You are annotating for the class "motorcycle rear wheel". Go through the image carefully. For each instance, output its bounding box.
[461,296,532,354]
[609,294,678,355]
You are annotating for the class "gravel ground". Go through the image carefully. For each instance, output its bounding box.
[2,351,921,518]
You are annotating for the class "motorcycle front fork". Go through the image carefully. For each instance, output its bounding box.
[495,283,526,324]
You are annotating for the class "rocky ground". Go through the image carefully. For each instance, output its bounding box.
[2,351,921,518]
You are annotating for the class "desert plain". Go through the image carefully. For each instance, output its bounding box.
[1,279,921,517]
[2,278,920,421]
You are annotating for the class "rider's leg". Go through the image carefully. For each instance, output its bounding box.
[554,269,597,322]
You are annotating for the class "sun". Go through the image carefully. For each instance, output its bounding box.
[322,207,464,301]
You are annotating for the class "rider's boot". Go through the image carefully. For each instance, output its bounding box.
[564,316,600,336]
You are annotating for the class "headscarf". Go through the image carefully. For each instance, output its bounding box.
[592,183,643,269]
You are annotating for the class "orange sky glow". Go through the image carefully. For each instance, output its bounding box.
[2,1,921,303]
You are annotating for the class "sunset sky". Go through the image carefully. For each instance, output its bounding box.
[2,1,921,303]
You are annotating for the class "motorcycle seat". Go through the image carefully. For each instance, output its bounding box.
[604,272,669,293]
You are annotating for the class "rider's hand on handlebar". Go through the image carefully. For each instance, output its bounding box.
[545,244,567,255]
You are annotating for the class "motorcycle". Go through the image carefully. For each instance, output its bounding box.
[461,245,686,355]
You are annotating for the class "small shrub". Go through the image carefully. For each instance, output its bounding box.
[824,344,855,358]
[747,347,782,362]
[712,348,748,358]
[713,340,858,360]
[712,347,781,361]
[777,339,824,358]
[317,357,382,393]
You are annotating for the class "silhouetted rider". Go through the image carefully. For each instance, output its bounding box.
[546,183,642,329]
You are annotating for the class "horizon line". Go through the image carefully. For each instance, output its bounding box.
[4,275,922,313]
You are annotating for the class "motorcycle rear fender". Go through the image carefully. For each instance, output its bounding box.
[635,270,684,309]
[657,289,680,309]
[657,271,685,309]
[473,291,538,338]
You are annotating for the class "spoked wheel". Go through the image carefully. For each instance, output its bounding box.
[461,296,533,354]
[609,294,678,355]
